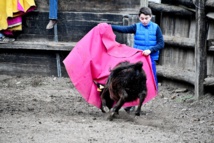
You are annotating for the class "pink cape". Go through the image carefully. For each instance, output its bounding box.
[63,23,157,108]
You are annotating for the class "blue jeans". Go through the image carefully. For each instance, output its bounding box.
[0,32,4,38]
[49,0,58,19]
[151,58,158,90]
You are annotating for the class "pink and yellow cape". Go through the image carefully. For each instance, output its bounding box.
[0,0,36,33]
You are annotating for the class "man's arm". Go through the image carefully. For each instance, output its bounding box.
[111,24,136,34]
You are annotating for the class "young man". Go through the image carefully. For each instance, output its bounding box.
[111,7,164,112]
[111,7,164,87]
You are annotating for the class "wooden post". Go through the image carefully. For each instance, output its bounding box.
[54,24,62,77]
[195,0,207,99]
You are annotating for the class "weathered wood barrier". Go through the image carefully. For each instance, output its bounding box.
[149,0,214,91]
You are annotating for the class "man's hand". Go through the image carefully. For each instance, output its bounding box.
[142,50,151,56]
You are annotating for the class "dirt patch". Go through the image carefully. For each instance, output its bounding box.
[0,75,213,143]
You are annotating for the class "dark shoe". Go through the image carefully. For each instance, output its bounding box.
[46,20,57,29]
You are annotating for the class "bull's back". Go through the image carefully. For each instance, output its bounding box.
[108,61,147,102]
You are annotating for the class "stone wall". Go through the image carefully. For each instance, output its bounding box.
[20,0,142,42]
[20,12,125,42]
[35,0,140,13]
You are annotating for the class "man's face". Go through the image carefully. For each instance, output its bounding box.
[139,14,152,26]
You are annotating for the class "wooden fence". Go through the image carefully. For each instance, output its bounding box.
[148,0,214,95]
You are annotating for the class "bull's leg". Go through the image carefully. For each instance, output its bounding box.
[100,98,107,113]
[107,90,127,121]
[135,90,147,116]
[107,98,125,121]
[100,88,111,113]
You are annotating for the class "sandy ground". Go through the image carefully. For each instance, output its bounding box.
[0,75,213,143]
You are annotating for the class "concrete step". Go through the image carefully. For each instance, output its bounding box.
[0,41,76,51]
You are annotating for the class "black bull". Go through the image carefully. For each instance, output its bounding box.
[97,61,147,120]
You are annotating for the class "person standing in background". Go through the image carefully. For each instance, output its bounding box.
[0,0,36,43]
[46,0,58,29]
[111,7,164,88]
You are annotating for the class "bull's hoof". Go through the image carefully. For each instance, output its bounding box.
[100,108,106,113]
[101,106,109,113]
[135,112,140,116]
[107,111,115,121]
[103,106,110,112]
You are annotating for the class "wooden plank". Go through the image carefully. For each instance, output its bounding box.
[208,46,214,51]
[206,0,214,8]
[0,63,55,76]
[162,0,214,8]
[157,65,214,87]
[207,56,214,76]
[0,51,58,76]
[160,45,195,71]
[160,14,175,36]
[195,0,206,99]
[148,2,194,16]
[160,12,196,38]
[0,53,53,65]
[204,77,214,86]
[174,17,190,37]
[164,35,195,48]
[189,19,196,38]
[207,21,214,40]
[0,50,69,77]
[161,0,195,8]
[206,12,214,19]
[178,5,195,13]
[156,65,195,84]
[207,39,214,48]
[163,36,213,52]
[0,41,76,51]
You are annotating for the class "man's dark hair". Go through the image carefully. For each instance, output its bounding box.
[138,7,152,16]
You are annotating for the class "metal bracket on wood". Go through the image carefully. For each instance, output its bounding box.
[54,24,62,77]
